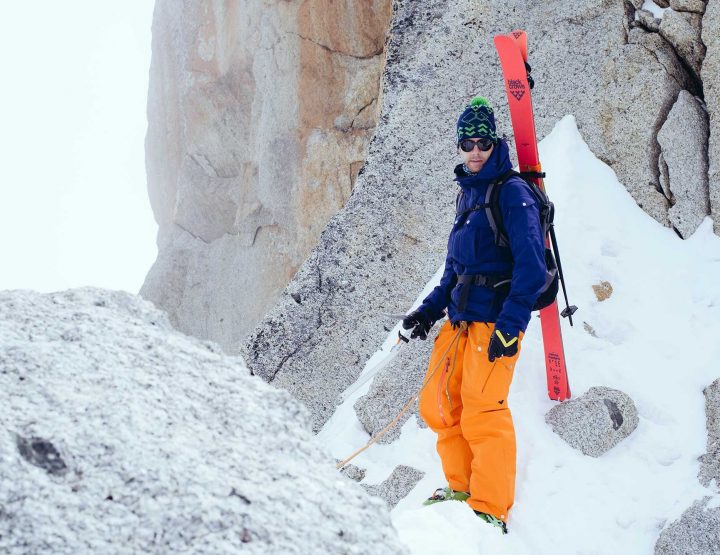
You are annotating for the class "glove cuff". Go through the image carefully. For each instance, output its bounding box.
[417,304,442,326]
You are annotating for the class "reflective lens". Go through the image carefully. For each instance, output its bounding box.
[459,138,494,152]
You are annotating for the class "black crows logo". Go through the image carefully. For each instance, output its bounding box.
[508,78,525,101]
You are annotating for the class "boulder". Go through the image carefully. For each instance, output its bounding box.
[698,377,720,487]
[339,463,367,483]
[659,9,705,82]
[655,497,720,554]
[0,288,406,554]
[657,90,710,238]
[545,386,639,457]
[669,0,707,13]
[363,465,425,509]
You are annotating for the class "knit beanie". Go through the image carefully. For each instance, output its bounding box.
[456,96,497,144]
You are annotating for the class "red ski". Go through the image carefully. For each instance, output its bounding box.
[494,30,572,402]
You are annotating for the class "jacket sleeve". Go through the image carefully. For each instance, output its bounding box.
[419,251,457,322]
[494,180,547,336]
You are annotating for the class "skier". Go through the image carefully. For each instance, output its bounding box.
[402,96,546,534]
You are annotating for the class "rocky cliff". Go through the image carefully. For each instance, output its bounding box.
[141,0,720,431]
[242,0,720,432]
[141,0,392,350]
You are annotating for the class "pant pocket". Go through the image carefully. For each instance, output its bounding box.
[481,358,514,406]
[480,361,499,394]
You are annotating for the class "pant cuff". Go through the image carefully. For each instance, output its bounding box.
[448,481,470,493]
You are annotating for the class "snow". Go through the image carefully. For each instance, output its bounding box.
[0,288,406,554]
[641,1,672,19]
[320,115,720,554]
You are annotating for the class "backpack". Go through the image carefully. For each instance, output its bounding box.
[456,169,577,321]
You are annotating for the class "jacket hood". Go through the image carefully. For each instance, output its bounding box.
[453,138,513,188]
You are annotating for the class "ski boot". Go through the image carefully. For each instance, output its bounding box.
[474,510,508,534]
[422,487,470,506]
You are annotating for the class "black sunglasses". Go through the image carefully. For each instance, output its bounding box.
[459,138,494,152]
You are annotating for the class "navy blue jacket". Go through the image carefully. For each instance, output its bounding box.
[420,139,546,337]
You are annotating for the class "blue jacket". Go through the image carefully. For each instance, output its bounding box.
[420,139,546,337]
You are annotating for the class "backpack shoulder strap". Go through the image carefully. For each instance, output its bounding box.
[485,169,519,248]
[487,170,552,248]
[455,187,492,219]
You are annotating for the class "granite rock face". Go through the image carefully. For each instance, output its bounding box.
[545,386,639,457]
[658,9,705,82]
[243,0,719,433]
[703,0,720,234]
[339,463,367,483]
[354,327,437,444]
[636,8,662,32]
[669,0,707,13]
[655,377,720,554]
[655,497,720,555]
[363,465,425,509]
[143,0,720,371]
[699,377,720,488]
[0,288,406,554]
[657,90,710,238]
[141,0,393,350]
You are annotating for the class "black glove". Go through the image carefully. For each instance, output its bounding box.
[402,309,433,340]
[487,328,519,362]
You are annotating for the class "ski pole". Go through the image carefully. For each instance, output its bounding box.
[549,224,578,325]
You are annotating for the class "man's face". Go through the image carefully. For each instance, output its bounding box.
[459,138,494,173]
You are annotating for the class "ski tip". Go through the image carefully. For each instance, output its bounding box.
[492,33,517,58]
[493,31,527,63]
[508,30,528,62]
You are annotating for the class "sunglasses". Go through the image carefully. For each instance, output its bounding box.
[459,138,495,152]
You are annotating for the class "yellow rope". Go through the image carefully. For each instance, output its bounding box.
[336,322,467,470]
[445,325,465,410]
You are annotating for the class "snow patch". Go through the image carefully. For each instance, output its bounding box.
[641,0,672,19]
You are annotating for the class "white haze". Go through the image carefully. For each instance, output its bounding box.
[0,2,156,294]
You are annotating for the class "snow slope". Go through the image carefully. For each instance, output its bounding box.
[319,115,720,554]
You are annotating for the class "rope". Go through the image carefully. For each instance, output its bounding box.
[336,322,467,470]
[445,327,463,410]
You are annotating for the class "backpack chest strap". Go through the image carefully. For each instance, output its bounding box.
[456,273,512,312]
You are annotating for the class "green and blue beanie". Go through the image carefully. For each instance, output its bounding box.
[456,96,497,144]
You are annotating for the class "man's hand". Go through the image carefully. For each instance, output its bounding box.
[402,309,433,340]
[487,328,519,362]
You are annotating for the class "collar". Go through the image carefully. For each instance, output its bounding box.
[462,163,478,176]
[453,139,513,188]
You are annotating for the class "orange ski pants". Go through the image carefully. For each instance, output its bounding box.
[419,320,523,523]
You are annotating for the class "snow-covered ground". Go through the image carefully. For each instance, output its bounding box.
[641,0,672,19]
[319,116,720,554]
